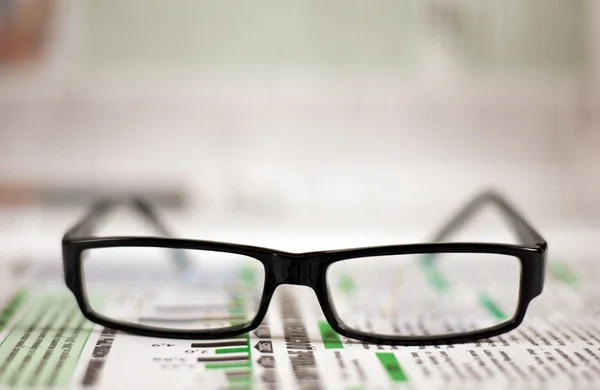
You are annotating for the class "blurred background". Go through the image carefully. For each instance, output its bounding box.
[0,0,598,259]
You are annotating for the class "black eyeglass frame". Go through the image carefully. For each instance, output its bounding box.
[62,191,547,346]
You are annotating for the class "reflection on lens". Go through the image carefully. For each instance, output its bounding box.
[327,252,521,337]
[82,247,265,331]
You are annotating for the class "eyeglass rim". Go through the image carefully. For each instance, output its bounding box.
[63,236,546,345]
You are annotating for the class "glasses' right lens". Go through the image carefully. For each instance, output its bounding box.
[326,252,521,338]
[82,247,265,331]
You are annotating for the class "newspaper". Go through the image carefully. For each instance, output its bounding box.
[0,256,598,390]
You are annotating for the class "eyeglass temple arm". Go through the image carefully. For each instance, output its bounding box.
[64,197,174,238]
[430,190,546,247]
[64,197,191,271]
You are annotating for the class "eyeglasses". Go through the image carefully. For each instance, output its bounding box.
[62,191,546,345]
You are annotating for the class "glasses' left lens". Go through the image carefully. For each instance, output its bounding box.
[326,252,521,338]
[81,247,265,331]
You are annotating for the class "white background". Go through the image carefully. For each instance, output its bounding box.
[0,0,599,256]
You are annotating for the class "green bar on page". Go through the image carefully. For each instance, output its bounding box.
[419,259,449,292]
[549,262,579,287]
[479,294,507,320]
[216,347,249,354]
[230,307,247,316]
[16,301,75,387]
[227,375,251,384]
[338,274,356,294]
[205,361,251,370]
[318,321,343,349]
[0,290,28,333]
[0,292,97,388]
[240,265,257,284]
[0,296,53,387]
[376,352,408,382]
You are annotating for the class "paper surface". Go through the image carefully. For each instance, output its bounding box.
[0,256,598,390]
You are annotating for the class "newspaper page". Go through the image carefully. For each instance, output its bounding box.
[0,255,598,390]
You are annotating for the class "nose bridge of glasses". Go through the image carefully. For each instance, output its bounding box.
[271,254,320,288]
